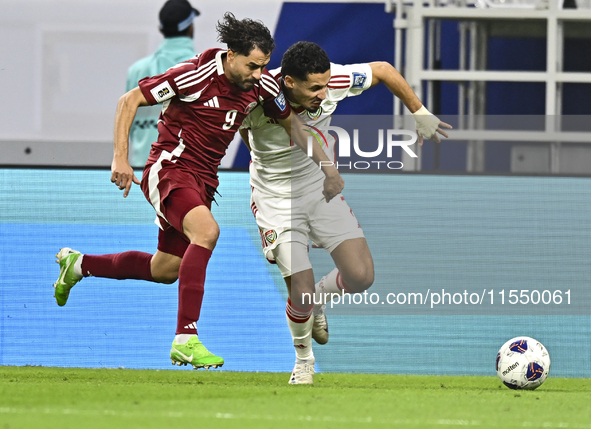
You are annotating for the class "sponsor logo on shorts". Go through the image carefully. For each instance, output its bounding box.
[274,91,287,111]
[265,229,277,244]
[352,72,367,89]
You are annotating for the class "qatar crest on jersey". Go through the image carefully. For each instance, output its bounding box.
[306,107,323,121]
[244,101,258,114]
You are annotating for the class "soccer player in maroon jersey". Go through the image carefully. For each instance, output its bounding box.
[52,13,344,369]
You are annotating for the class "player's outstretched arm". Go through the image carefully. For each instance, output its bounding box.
[278,113,344,202]
[369,61,452,144]
[112,87,149,197]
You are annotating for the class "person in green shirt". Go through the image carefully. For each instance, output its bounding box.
[126,0,200,167]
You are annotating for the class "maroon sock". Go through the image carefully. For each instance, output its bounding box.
[176,244,212,335]
[81,251,153,281]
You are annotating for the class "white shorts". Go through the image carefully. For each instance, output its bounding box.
[250,185,365,277]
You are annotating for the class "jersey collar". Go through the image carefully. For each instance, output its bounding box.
[216,49,226,75]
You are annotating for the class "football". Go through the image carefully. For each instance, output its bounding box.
[496,336,551,390]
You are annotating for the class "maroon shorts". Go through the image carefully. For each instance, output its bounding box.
[141,160,214,258]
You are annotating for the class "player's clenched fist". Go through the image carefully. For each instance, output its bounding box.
[322,168,344,202]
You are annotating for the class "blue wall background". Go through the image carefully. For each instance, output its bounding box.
[1,168,590,378]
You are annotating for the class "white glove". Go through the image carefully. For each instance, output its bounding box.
[412,105,441,140]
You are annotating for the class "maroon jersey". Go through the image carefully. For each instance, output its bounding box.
[138,48,290,190]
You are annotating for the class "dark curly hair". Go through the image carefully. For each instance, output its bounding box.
[216,12,275,56]
[281,41,330,81]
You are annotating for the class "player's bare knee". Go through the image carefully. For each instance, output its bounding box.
[198,223,219,247]
[290,276,315,307]
[358,260,375,290]
[362,268,375,290]
[344,265,374,292]
[185,222,219,248]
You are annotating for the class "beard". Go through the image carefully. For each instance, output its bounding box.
[305,99,323,113]
[228,71,258,92]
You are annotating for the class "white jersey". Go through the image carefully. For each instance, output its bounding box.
[242,63,373,197]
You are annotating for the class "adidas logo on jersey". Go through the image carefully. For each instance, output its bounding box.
[203,96,220,108]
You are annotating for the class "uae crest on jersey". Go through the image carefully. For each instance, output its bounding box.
[307,107,323,120]
[244,101,258,114]
[265,229,277,244]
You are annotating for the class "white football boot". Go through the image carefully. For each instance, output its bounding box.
[289,359,315,384]
[311,305,329,345]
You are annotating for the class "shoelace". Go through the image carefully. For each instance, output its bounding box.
[313,304,326,317]
[294,363,313,376]
[188,341,214,356]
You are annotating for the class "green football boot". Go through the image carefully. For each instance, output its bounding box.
[170,336,224,369]
[53,248,82,306]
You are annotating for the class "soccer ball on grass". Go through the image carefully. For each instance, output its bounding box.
[496,336,550,390]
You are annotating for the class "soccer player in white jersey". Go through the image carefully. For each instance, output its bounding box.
[240,42,451,384]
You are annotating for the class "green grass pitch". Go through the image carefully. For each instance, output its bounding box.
[0,366,590,429]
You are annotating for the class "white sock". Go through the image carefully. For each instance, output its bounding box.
[313,268,344,312]
[174,334,196,345]
[73,255,84,278]
[285,313,314,363]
